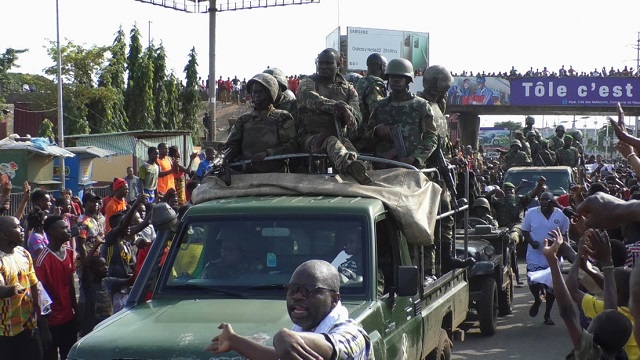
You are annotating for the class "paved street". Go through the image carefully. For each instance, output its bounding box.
[452,260,572,359]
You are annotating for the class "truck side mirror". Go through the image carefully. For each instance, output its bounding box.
[396,266,418,297]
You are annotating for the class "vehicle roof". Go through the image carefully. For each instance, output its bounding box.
[505,166,572,172]
[186,195,386,217]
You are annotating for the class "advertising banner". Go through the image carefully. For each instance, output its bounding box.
[479,127,511,148]
[510,77,640,106]
[325,27,340,53]
[345,27,429,72]
[447,77,511,106]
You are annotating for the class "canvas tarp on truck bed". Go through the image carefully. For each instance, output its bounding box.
[192,168,442,246]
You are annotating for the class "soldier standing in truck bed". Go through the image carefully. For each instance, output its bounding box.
[297,48,372,185]
[353,53,387,152]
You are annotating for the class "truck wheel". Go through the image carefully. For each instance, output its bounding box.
[498,275,513,316]
[478,277,498,336]
[425,328,451,360]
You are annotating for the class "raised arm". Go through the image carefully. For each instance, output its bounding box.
[14,181,30,220]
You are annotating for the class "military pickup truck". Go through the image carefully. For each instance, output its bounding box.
[68,167,470,360]
[503,166,575,197]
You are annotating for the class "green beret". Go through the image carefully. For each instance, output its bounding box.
[564,134,574,142]
[503,182,515,189]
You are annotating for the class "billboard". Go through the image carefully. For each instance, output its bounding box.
[447,77,511,106]
[345,27,429,72]
[325,27,340,53]
[479,127,511,148]
[510,77,640,106]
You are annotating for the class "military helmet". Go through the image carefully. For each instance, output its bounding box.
[511,139,521,147]
[525,116,535,125]
[262,68,288,92]
[573,130,583,141]
[384,58,414,82]
[472,197,491,211]
[526,131,536,138]
[247,73,279,103]
[556,124,566,133]
[502,182,515,189]
[422,65,454,92]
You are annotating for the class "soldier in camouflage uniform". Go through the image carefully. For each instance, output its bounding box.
[502,140,532,171]
[556,135,579,167]
[514,131,531,157]
[548,125,566,152]
[537,140,556,166]
[470,197,499,228]
[263,68,297,115]
[363,58,438,168]
[353,53,387,151]
[527,131,544,165]
[571,130,585,163]
[224,73,297,173]
[487,178,546,285]
[365,62,472,275]
[523,116,542,142]
[297,48,372,185]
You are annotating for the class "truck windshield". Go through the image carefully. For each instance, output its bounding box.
[160,215,369,297]
[504,170,571,196]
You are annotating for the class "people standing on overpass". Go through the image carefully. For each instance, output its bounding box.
[556,135,580,168]
[501,140,531,171]
[297,48,372,185]
[549,125,566,152]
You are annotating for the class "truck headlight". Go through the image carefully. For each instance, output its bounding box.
[483,246,495,258]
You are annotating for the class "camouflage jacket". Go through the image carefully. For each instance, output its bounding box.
[416,93,452,159]
[363,94,438,168]
[491,193,533,227]
[518,139,531,156]
[296,73,362,140]
[225,105,297,172]
[535,149,556,166]
[556,146,579,167]
[501,150,531,170]
[524,126,542,141]
[548,135,564,152]
[475,213,500,229]
[355,75,387,125]
[274,90,297,115]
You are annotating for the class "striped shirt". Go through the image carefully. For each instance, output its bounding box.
[0,247,38,336]
[626,242,640,268]
[325,318,373,360]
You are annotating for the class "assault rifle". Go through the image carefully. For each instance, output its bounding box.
[429,136,459,210]
[390,126,407,158]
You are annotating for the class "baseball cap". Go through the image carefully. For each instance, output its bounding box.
[82,191,101,204]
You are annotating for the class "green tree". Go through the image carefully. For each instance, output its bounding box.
[94,27,128,132]
[164,73,180,130]
[180,47,202,140]
[45,40,109,135]
[152,44,168,129]
[0,48,28,97]
[38,118,55,139]
[124,25,144,127]
[493,121,522,132]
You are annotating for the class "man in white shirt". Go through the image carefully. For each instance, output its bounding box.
[521,191,570,326]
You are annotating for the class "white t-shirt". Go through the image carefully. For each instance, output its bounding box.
[521,207,569,268]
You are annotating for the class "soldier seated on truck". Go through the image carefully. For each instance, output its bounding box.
[224,73,298,173]
[200,240,264,279]
[206,260,372,359]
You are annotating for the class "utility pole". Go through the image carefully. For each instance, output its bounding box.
[148,21,152,47]
[55,0,66,190]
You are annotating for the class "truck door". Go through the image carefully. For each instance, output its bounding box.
[376,218,423,359]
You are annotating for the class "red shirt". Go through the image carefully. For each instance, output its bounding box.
[34,247,76,326]
[556,194,570,208]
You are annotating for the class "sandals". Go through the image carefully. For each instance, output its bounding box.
[543,317,556,326]
[529,300,541,317]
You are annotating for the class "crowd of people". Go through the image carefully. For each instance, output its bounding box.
[458,103,640,359]
[451,64,640,80]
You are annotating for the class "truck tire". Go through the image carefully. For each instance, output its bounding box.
[478,277,498,336]
[425,328,451,360]
[498,275,513,316]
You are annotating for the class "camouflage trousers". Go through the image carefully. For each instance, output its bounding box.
[303,134,358,171]
[425,185,456,276]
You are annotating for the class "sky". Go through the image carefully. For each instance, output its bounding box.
[3,0,640,128]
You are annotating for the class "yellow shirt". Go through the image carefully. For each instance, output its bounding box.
[581,294,638,360]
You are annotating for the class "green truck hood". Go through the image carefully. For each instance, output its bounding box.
[69,298,367,360]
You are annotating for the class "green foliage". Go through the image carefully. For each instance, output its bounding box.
[494,121,522,132]
[152,44,168,130]
[0,48,28,98]
[180,47,203,139]
[164,73,180,130]
[38,118,55,139]
[95,27,128,132]
[127,47,155,130]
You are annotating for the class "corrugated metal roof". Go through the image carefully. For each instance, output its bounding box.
[65,146,117,158]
